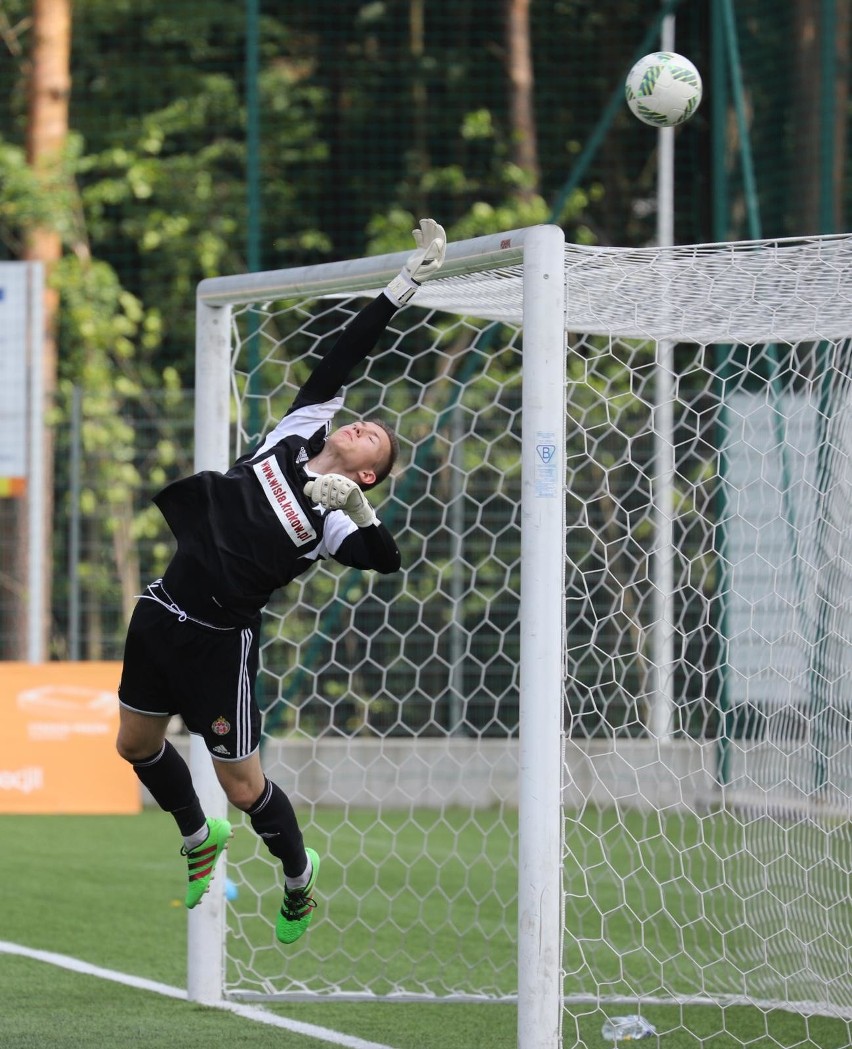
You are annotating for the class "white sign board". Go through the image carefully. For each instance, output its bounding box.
[0,263,32,479]
[724,389,852,712]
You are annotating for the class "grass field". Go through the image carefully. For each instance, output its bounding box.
[3,809,852,1048]
[223,805,519,999]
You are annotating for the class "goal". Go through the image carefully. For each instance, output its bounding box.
[190,226,852,1049]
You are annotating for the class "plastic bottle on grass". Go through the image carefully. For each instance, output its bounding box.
[601,1014,657,1042]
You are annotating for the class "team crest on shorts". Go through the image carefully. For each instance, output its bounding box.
[211,716,230,736]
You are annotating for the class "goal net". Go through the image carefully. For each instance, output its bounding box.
[191,227,852,1048]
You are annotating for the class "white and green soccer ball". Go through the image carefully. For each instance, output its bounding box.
[625,51,703,127]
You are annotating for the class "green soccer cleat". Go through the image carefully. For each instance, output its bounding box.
[181,818,233,909]
[276,848,320,945]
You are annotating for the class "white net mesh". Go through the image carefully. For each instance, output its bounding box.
[202,231,852,1043]
[224,297,523,1001]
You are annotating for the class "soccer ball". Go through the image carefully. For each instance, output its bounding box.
[625,51,703,127]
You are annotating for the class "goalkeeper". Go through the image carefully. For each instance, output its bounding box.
[116,219,447,946]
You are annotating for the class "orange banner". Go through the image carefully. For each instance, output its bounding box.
[0,477,26,497]
[0,662,140,814]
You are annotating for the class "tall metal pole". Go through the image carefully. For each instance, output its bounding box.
[818,0,837,233]
[449,405,465,735]
[517,224,566,1049]
[245,0,262,443]
[67,384,82,660]
[246,0,261,275]
[26,261,45,663]
[650,10,676,740]
[187,298,232,1005]
[712,0,734,787]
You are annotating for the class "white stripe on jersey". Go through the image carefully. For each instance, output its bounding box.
[318,506,360,555]
[253,396,344,458]
[237,628,253,759]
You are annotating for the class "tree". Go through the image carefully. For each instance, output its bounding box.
[791,0,849,233]
[504,0,540,195]
[7,0,71,658]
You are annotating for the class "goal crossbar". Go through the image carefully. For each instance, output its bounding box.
[198,231,852,341]
[197,226,533,307]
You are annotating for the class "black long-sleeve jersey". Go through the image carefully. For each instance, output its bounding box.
[153,293,402,627]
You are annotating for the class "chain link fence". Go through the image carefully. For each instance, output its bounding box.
[0,387,194,661]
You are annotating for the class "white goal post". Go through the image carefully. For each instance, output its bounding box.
[190,225,567,1045]
[190,226,852,1049]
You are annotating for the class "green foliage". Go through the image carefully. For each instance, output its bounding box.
[48,249,190,654]
[0,135,85,251]
[2,0,845,672]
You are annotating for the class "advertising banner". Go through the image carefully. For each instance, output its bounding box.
[0,662,140,814]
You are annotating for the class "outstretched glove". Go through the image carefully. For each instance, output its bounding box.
[303,474,378,528]
[385,218,447,307]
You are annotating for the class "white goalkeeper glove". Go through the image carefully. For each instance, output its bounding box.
[385,218,447,307]
[303,474,378,528]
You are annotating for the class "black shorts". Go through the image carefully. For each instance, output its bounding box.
[118,593,262,762]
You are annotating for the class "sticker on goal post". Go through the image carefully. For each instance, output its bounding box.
[534,431,558,498]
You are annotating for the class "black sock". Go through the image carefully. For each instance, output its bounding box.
[132,740,206,837]
[247,777,306,878]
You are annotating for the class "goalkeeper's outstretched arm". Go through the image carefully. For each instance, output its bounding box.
[292,218,447,410]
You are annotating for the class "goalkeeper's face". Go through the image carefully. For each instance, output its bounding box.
[326,420,395,489]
